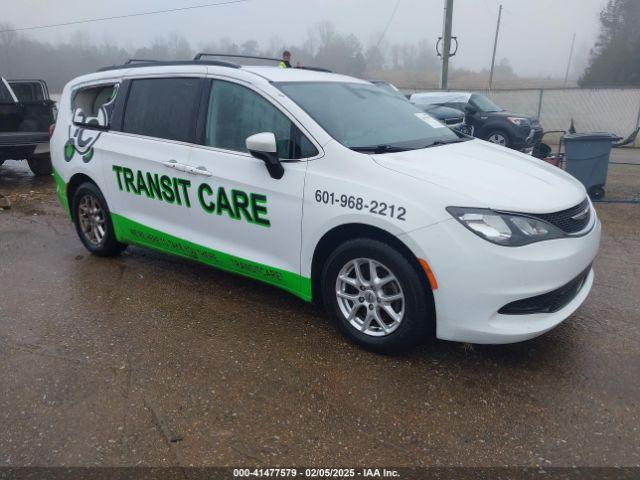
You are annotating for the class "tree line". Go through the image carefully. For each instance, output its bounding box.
[0,21,446,92]
[580,0,640,86]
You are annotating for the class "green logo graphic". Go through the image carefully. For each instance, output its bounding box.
[64,84,118,163]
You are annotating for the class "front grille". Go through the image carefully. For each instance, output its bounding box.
[498,265,591,315]
[530,198,591,234]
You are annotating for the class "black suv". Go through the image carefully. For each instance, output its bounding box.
[410,92,543,154]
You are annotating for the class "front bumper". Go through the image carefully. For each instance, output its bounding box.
[402,213,601,344]
[513,126,544,153]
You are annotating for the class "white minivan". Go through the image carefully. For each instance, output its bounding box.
[50,56,601,352]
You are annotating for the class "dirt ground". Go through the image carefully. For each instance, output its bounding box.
[0,150,639,468]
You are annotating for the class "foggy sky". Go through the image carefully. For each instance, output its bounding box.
[5,0,608,79]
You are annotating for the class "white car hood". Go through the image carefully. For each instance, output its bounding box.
[372,139,586,213]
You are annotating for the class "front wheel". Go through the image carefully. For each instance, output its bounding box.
[72,182,127,257]
[322,239,433,353]
[485,130,511,148]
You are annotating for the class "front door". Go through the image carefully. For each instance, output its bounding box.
[187,79,319,299]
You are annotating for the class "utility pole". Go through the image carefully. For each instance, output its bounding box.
[439,0,454,89]
[488,4,502,90]
[563,33,576,87]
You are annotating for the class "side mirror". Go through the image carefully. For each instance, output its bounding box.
[246,132,284,180]
[464,104,478,115]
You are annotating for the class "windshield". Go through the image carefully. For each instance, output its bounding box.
[277,82,460,150]
[470,94,502,113]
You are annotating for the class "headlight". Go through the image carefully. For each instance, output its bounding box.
[507,116,530,127]
[447,207,565,246]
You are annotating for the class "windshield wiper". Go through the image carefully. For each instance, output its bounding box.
[423,138,471,148]
[350,144,412,154]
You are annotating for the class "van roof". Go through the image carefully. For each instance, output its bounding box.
[241,66,367,84]
[75,62,368,89]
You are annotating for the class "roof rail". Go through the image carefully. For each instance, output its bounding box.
[194,52,282,63]
[125,59,160,65]
[97,59,240,72]
[193,52,333,72]
[296,66,333,73]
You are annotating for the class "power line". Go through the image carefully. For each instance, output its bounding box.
[0,0,252,34]
[374,0,402,51]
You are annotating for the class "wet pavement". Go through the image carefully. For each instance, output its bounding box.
[0,152,639,468]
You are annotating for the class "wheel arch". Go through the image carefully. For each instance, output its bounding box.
[66,172,98,220]
[310,223,435,312]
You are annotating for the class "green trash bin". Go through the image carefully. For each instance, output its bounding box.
[563,132,617,199]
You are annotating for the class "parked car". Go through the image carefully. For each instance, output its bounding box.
[415,104,466,131]
[371,81,466,130]
[369,80,408,101]
[0,76,56,176]
[410,92,543,153]
[51,57,599,353]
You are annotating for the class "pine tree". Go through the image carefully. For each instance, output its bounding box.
[580,0,640,86]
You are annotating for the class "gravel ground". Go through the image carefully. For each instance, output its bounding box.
[0,150,638,468]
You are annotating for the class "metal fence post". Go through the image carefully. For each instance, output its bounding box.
[537,89,544,120]
[635,96,640,147]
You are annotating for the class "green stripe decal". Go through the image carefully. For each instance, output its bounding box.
[52,168,71,219]
[111,213,312,301]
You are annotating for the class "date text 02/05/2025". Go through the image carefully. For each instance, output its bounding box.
[314,190,406,221]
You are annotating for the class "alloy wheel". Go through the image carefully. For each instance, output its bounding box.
[488,133,507,146]
[335,258,405,337]
[78,194,106,246]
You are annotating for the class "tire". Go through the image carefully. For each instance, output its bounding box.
[485,130,511,148]
[588,185,605,200]
[27,156,53,176]
[72,182,127,257]
[321,238,433,353]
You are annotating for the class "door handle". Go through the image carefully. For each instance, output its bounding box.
[163,160,212,177]
[163,159,187,172]
[191,165,213,177]
[183,165,213,177]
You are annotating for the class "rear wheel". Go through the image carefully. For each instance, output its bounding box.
[27,156,53,176]
[72,182,127,257]
[322,238,432,353]
[588,185,605,200]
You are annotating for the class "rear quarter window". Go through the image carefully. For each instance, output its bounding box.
[122,77,201,143]
[72,84,119,128]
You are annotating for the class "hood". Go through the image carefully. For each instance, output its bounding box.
[485,109,539,124]
[372,139,586,213]
[421,105,464,121]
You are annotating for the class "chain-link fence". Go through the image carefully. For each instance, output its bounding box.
[402,87,640,147]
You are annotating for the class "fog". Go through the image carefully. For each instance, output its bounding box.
[2,0,607,87]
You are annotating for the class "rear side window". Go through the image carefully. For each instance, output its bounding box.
[0,81,14,103]
[72,84,118,128]
[122,78,201,143]
[205,80,318,159]
[10,83,45,101]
